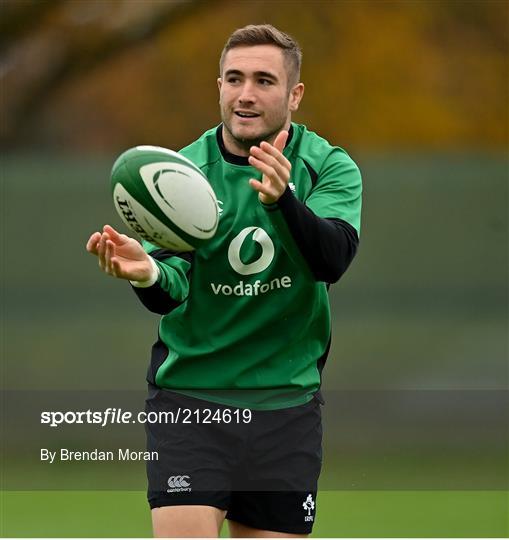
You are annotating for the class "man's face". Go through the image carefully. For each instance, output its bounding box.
[218,45,303,155]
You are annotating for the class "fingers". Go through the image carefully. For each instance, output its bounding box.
[87,226,150,280]
[249,146,291,182]
[273,130,289,153]
[248,132,291,182]
[250,138,291,174]
[86,232,101,254]
[249,178,277,201]
[86,225,128,256]
[103,224,129,245]
[248,160,284,203]
[110,257,122,278]
[248,130,292,204]
[106,239,117,277]
[95,232,117,277]
[97,232,108,272]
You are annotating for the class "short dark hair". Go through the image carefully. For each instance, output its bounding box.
[219,24,302,87]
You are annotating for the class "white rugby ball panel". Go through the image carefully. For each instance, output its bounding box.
[113,183,194,251]
[139,162,218,239]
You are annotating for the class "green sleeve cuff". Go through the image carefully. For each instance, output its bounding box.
[153,257,190,303]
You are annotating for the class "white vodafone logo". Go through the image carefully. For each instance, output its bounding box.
[211,226,291,296]
[228,227,275,275]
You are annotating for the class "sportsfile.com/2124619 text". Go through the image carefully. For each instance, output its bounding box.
[40,407,253,427]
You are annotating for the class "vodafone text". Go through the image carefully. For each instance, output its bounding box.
[211,275,292,296]
[40,407,252,427]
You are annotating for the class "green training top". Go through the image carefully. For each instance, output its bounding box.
[143,122,362,410]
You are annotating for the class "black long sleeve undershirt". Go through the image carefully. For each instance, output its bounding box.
[270,186,359,283]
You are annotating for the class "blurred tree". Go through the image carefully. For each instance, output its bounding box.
[0,0,216,147]
[0,0,65,47]
[0,0,507,151]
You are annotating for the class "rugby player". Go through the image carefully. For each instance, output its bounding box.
[86,24,362,538]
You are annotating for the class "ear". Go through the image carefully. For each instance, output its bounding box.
[217,77,223,92]
[289,82,305,112]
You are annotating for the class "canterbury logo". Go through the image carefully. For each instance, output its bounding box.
[167,475,191,489]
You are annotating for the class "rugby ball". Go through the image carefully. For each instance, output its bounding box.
[111,145,218,251]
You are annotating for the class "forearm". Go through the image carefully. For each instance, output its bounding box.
[264,187,359,283]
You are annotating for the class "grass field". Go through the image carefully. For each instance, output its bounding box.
[2,153,507,537]
[1,490,507,537]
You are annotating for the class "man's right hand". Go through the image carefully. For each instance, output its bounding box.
[86,225,155,282]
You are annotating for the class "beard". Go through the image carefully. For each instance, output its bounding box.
[220,107,289,153]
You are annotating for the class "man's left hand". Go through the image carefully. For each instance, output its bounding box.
[248,130,292,205]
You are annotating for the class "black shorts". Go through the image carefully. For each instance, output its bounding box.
[145,385,323,535]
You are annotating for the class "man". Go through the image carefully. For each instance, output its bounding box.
[87,24,361,538]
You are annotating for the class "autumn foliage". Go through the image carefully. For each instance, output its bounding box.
[1,0,507,152]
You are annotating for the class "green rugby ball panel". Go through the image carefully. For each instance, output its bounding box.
[111,145,219,251]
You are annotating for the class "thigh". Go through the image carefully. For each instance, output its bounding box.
[226,397,322,535]
[145,385,241,508]
[153,505,226,538]
[247,395,323,491]
[228,519,308,538]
